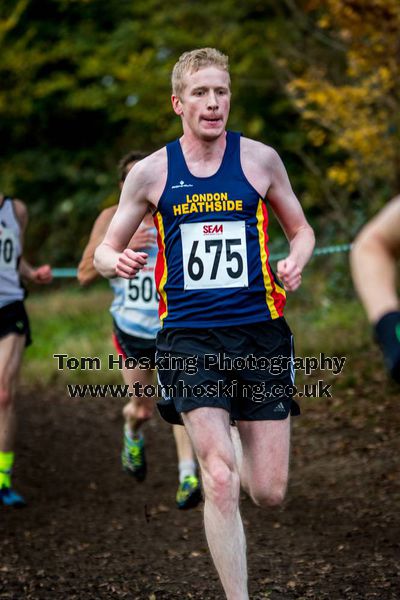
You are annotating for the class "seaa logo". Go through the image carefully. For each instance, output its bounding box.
[203,224,223,235]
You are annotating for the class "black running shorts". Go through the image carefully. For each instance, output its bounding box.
[156,318,299,425]
[112,321,156,368]
[0,300,31,346]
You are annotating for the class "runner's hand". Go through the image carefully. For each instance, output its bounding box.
[277,258,302,292]
[116,249,148,278]
[32,264,52,284]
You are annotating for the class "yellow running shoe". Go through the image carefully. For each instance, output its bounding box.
[176,475,202,510]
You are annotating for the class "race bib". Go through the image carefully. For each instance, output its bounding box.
[0,226,17,271]
[124,257,159,310]
[180,221,248,290]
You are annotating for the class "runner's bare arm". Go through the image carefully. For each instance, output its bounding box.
[13,199,28,245]
[78,207,116,285]
[94,161,152,279]
[350,196,400,323]
[19,258,52,284]
[265,148,315,291]
[13,199,52,284]
[79,207,157,285]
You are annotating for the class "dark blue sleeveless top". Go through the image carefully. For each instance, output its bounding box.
[153,131,286,327]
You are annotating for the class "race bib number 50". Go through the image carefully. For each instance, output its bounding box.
[180,221,248,290]
[124,259,159,311]
[0,227,17,271]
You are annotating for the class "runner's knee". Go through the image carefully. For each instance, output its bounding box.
[201,455,240,511]
[250,479,287,508]
[0,386,13,410]
[135,405,154,421]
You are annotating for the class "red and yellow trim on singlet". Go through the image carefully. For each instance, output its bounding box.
[256,199,286,319]
[153,212,168,321]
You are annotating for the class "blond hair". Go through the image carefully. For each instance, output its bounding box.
[171,48,230,97]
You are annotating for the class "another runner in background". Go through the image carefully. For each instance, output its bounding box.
[0,194,52,507]
[78,152,201,509]
[351,196,400,383]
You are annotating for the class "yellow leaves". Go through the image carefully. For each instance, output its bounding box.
[286,1,400,192]
[316,0,400,72]
[308,128,326,147]
[317,15,330,29]
[288,73,397,188]
[295,76,396,185]
[337,123,389,165]
[378,66,391,83]
[307,90,328,106]
[327,162,359,190]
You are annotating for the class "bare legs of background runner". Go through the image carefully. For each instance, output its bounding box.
[121,364,201,507]
[0,334,26,506]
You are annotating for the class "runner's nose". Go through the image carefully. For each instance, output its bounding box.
[207,90,218,110]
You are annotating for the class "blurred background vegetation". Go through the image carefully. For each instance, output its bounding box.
[1,0,399,267]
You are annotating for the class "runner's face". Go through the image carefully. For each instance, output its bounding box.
[172,66,231,140]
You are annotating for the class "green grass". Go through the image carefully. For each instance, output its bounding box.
[23,281,121,385]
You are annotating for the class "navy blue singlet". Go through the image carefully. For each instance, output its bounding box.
[153,131,286,328]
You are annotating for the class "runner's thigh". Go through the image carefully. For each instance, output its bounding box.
[0,333,26,386]
[237,417,291,488]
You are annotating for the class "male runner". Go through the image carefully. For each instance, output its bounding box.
[351,196,400,383]
[0,194,52,507]
[94,49,315,599]
[78,152,201,509]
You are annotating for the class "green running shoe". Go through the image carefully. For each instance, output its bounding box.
[176,475,202,510]
[121,432,147,482]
